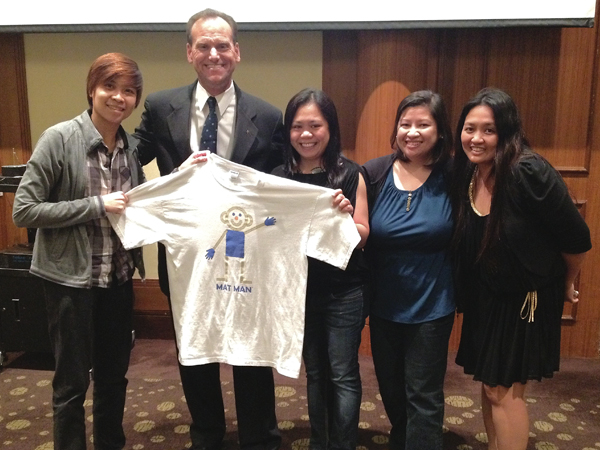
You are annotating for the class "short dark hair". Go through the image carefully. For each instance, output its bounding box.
[390,90,452,167]
[283,88,343,187]
[186,9,238,44]
[86,53,143,108]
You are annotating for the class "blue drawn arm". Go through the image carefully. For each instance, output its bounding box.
[246,216,277,234]
[206,230,227,260]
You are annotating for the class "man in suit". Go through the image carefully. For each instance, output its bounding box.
[134,8,283,450]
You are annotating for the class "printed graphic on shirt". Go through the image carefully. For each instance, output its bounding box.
[205,206,276,284]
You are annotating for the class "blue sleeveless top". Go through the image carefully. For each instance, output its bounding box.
[369,166,455,323]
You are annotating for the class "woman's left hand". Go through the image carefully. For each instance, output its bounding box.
[332,189,353,214]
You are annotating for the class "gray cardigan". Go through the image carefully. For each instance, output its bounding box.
[13,110,145,287]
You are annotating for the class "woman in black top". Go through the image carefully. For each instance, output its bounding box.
[272,88,369,450]
[450,88,591,450]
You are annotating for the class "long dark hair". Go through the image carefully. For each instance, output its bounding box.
[390,90,452,167]
[282,88,344,188]
[451,87,530,258]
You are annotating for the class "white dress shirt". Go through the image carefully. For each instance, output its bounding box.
[190,81,236,160]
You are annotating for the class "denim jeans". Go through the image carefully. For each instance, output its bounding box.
[302,285,365,450]
[43,278,133,450]
[370,313,454,450]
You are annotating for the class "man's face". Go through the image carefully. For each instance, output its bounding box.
[186,17,240,96]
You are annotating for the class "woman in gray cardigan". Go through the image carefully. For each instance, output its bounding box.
[13,53,145,450]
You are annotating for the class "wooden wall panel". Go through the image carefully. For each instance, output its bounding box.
[485,28,562,151]
[0,34,32,157]
[0,34,30,250]
[437,29,488,127]
[565,2,600,357]
[353,30,440,164]
[551,27,596,172]
[484,27,595,172]
[323,31,358,157]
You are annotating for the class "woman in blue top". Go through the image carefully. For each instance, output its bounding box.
[273,88,369,450]
[363,90,455,450]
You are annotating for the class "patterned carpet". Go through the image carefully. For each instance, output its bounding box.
[1,339,599,450]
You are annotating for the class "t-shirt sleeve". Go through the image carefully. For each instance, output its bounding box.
[108,178,169,249]
[305,190,361,270]
[515,155,591,254]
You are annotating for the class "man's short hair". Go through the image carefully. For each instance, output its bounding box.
[186,9,238,44]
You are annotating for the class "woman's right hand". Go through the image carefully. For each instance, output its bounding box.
[102,191,128,214]
[332,189,354,215]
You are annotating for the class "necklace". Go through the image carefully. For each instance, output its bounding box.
[468,168,485,217]
[393,159,416,212]
[406,192,413,211]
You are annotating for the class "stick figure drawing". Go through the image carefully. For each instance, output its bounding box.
[206,206,276,283]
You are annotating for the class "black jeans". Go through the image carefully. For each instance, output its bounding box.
[179,363,281,450]
[43,278,133,450]
[370,313,454,450]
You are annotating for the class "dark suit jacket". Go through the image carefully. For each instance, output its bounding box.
[135,81,284,175]
[134,81,284,295]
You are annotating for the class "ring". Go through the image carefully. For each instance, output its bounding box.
[574,290,579,297]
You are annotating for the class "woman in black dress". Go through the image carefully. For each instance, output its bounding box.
[450,88,591,450]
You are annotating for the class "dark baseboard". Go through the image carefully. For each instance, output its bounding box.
[132,280,174,340]
[133,310,175,340]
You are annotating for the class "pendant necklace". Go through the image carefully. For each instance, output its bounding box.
[394,159,414,212]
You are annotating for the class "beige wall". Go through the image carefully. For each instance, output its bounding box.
[24,30,322,278]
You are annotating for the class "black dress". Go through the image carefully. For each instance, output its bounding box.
[455,153,591,388]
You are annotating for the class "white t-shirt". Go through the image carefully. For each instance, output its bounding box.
[109,154,360,378]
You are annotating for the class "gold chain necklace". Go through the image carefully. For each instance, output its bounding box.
[468,168,485,217]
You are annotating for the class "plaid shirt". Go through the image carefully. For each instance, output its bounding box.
[86,135,134,287]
